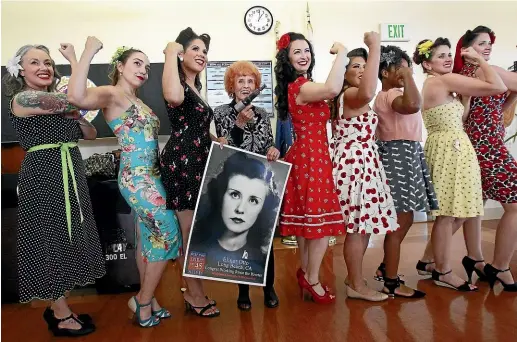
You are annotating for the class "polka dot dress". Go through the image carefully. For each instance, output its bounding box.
[9,103,106,303]
[422,98,484,217]
[331,108,399,235]
[160,84,214,211]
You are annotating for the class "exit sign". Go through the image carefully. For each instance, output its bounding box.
[380,23,409,42]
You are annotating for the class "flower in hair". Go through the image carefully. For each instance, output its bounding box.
[277,33,291,50]
[110,46,131,66]
[6,54,23,78]
[418,40,434,59]
[380,50,396,66]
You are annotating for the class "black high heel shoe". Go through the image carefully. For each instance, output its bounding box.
[181,288,217,305]
[432,270,478,292]
[263,286,279,308]
[184,300,220,318]
[484,264,517,292]
[383,277,426,299]
[374,263,405,284]
[44,310,95,337]
[462,256,487,283]
[43,307,94,330]
[416,260,435,276]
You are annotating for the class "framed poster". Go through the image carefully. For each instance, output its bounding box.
[205,60,274,117]
[183,142,291,286]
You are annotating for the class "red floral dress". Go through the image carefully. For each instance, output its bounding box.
[279,76,345,239]
[461,62,517,203]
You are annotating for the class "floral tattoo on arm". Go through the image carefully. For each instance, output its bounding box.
[15,91,77,113]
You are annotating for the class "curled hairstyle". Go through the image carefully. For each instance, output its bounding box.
[2,44,61,98]
[176,27,211,91]
[108,48,144,86]
[274,32,315,121]
[453,26,495,73]
[224,61,262,98]
[412,37,451,73]
[378,45,412,81]
[329,48,368,120]
[191,152,280,254]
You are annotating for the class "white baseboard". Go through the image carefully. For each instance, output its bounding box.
[413,207,504,222]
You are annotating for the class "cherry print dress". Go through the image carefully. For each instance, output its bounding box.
[279,76,345,239]
[461,62,517,203]
[331,100,399,235]
[9,99,105,303]
[161,84,214,211]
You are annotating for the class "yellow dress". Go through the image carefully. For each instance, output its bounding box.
[422,98,483,218]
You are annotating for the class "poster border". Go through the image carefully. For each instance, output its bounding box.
[182,141,292,286]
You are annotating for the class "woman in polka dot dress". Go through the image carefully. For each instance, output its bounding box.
[161,28,225,317]
[413,37,506,292]
[330,33,397,302]
[275,32,348,304]
[453,26,517,291]
[3,44,104,337]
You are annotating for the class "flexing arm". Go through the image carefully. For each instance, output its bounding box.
[163,42,184,106]
[343,33,381,109]
[297,42,348,104]
[441,48,507,96]
[493,66,517,92]
[391,67,421,114]
[11,91,77,117]
[67,37,114,110]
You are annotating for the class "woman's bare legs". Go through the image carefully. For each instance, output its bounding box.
[304,237,330,296]
[491,203,517,284]
[297,236,309,272]
[176,210,218,315]
[431,216,476,289]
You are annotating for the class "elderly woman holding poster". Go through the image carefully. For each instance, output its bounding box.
[213,61,280,310]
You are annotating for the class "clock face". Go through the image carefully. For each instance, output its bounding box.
[244,6,273,35]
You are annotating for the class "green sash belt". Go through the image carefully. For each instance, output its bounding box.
[27,142,84,241]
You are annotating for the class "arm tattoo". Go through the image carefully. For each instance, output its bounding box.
[15,91,77,113]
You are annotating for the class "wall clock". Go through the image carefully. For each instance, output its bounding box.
[244,6,273,35]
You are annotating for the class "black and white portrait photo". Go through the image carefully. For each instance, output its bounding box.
[183,143,291,286]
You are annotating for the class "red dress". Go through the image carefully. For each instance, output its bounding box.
[461,62,517,203]
[279,76,345,238]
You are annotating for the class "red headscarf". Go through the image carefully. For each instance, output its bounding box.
[452,31,496,74]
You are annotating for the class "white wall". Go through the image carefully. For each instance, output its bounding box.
[2,0,516,214]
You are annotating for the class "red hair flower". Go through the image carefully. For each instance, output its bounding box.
[277,33,290,50]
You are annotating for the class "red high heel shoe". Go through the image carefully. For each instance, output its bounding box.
[297,268,331,292]
[298,275,336,304]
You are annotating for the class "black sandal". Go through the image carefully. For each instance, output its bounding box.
[432,270,478,292]
[383,277,425,298]
[43,307,93,330]
[374,263,405,284]
[184,300,220,318]
[181,288,217,305]
[263,287,279,308]
[50,313,95,337]
[416,260,435,276]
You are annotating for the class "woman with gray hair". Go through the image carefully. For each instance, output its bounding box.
[2,44,105,337]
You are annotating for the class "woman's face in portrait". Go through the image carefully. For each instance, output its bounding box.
[222,174,268,234]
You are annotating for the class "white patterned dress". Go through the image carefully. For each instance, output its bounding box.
[331,108,399,234]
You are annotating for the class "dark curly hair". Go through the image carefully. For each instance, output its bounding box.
[413,37,451,73]
[274,32,315,121]
[190,152,280,255]
[378,45,411,81]
[175,27,211,92]
[462,25,495,47]
[329,48,368,120]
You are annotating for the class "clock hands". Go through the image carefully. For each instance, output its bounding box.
[258,10,264,22]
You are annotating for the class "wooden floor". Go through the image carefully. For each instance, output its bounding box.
[2,220,516,342]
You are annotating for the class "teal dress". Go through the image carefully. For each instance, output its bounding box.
[107,100,182,262]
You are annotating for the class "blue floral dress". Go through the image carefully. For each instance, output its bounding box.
[107,100,182,262]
